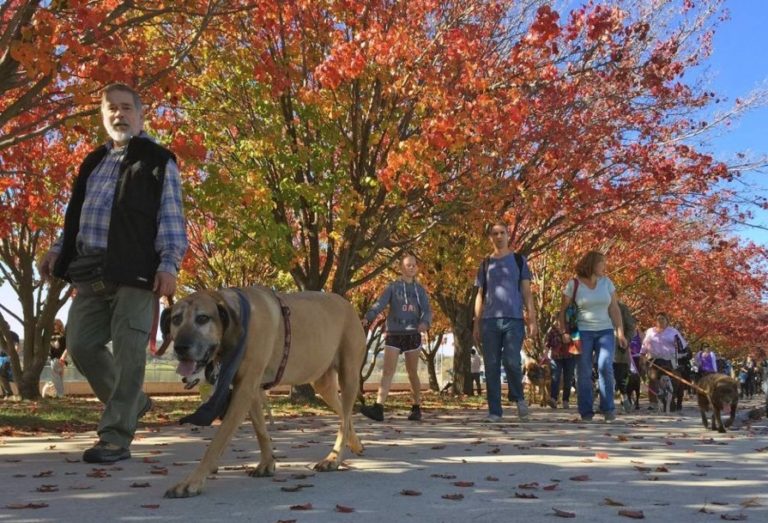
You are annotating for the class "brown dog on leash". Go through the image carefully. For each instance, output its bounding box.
[696,373,739,433]
[163,286,366,498]
[524,359,551,407]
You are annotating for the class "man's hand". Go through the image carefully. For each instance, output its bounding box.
[38,250,58,283]
[418,323,428,333]
[153,271,177,298]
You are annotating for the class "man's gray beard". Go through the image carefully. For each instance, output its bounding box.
[106,127,133,144]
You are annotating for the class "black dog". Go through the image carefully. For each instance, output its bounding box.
[626,372,641,410]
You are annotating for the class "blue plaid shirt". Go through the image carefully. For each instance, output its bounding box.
[53,133,187,275]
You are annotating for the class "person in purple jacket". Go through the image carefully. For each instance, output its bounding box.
[361,254,432,422]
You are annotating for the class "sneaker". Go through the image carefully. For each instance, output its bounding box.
[562,401,570,410]
[604,411,616,422]
[548,398,558,409]
[483,414,502,423]
[622,398,632,413]
[517,400,530,420]
[360,402,384,422]
[407,404,422,421]
[580,415,593,422]
[83,441,131,463]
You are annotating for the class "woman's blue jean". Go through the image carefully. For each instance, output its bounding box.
[576,329,616,418]
[550,357,576,403]
[481,318,525,417]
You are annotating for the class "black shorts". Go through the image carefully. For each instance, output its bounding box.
[384,333,422,353]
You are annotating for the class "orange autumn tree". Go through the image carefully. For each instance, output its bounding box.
[174,0,542,297]
[0,0,225,151]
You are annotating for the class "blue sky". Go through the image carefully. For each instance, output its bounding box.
[699,0,768,245]
[1,1,767,334]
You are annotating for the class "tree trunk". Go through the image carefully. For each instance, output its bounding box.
[451,305,475,396]
[425,350,440,392]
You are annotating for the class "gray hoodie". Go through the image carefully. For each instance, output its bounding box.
[365,280,432,334]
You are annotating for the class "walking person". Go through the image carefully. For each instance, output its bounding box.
[470,348,483,396]
[46,319,69,398]
[545,325,575,409]
[473,221,538,422]
[558,251,626,422]
[640,312,687,411]
[361,254,432,422]
[38,83,187,463]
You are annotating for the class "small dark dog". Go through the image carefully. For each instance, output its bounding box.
[657,375,674,414]
[626,372,641,410]
[525,359,551,407]
[696,373,739,433]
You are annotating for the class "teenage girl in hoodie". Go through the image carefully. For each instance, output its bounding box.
[361,254,432,421]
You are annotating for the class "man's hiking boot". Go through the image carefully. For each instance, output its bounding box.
[360,402,384,421]
[83,441,131,463]
[407,404,422,421]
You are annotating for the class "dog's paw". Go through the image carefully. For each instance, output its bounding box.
[164,479,204,498]
[247,461,276,477]
[313,457,340,472]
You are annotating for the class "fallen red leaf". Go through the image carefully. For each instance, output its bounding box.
[32,470,54,478]
[720,514,747,521]
[442,493,464,501]
[431,474,456,479]
[400,489,422,496]
[335,504,355,513]
[515,492,538,499]
[618,509,645,519]
[569,475,590,481]
[36,485,58,492]
[596,452,610,459]
[431,445,446,450]
[485,476,499,481]
[634,466,651,472]
[518,482,539,489]
[131,482,151,488]
[281,486,303,492]
[5,503,49,509]
[141,504,160,509]
[290,503,313,510]
[603,498,625,506]
[655,466,669,472]
[553,507,576,518]
[453,481,475,487]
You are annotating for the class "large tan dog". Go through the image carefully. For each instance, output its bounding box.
[163,286,366,498]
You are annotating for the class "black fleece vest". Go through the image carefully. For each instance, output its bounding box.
[53,136,177,290]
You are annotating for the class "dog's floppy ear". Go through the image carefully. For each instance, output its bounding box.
[213,295,243,353]
[160,307,172,339]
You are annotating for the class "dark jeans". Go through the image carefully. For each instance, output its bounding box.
[550,357,576,403]
[481,318,525,417]
[471,372,482,395]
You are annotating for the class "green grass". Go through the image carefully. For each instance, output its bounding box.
[0,391,488,435]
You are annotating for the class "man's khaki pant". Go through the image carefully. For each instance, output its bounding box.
[67,286,154,448]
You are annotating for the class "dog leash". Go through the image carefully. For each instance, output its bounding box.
[647,359,711,402]
[262,290,291,390]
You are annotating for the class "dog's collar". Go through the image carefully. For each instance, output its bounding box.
[261,289,291,390]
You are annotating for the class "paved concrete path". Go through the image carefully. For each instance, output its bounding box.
[1,400,767,522]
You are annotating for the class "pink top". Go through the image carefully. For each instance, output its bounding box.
[641,326,686,360]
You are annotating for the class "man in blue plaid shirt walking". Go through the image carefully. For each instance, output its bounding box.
[39,83,187,463]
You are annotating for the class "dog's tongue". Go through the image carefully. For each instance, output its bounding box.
[176,360,197,377]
